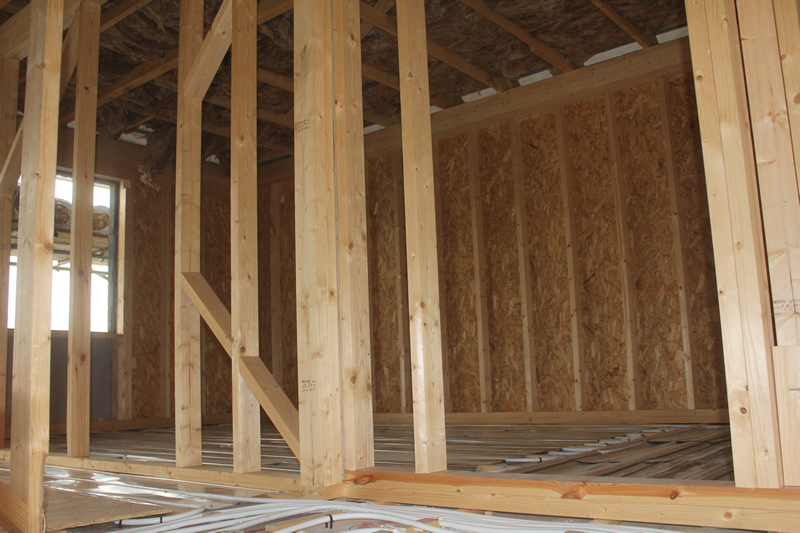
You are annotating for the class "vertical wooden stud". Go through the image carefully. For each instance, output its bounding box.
[333,0,374,471]
[67,0,102,458]
[0,57,18,446]
[556,107,586,411]
[605,89,640,411]
[114,183,133,420]
[658,77,698,409]
[11,0,64,528]
[685,0,783,488]
[174,0,204,468]
[230,0,261,474]
[431,143,450,413]
[160,178,174,417]
[467,130,492,413]
[774,0,800,194]
[269,183,283,388]
[396,0,447,473]
[511,120,538,412]
[294,0,344,492]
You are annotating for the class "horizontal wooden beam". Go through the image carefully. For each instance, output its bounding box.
[0,0,82,60]
[359,0,512,92]
[459,0,573,72]
[257,67,293,92]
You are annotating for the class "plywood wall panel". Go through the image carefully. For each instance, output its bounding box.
[518,111,575,412]
[437,134,481,413]
[666,72,727,409]
[613,82,686,410]
[477,123,527,412]
[201,184,232,416]
[366,153,403,413]
[130,180,166,419]
[278,181,298,407]
[565,96,628,412]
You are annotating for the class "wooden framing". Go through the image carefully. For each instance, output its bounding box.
[66,0,102,459]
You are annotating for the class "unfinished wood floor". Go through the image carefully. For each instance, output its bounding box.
[47,423,733,483]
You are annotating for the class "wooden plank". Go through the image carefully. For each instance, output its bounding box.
[0,57,17,448]
[256,0,292,23]
[159,177,173,417]
[430,143,450,413]
[360,0,394,40]
[99,0,153,32]
[360,0,511,92]
[183,0,232,100]
[0,482,27,533]
[0,121,20,191]
[685,0,783,489]
[67,0,102,459]
[589,0,655,49]
[658,76,697,409]
[174,0,204,469]
[11,0,63,529]
[269,184,283,388]
[511,120,538,412]
[41,487,166,531]
[467,130,491,413]
[333,0,375,472]
[294,0,344,492]
[773,345,800,486]
[459,0,573,73]
[257,67,293,93]
[393,152,414,413]
[114,183,133,420]
[181,272,233,348]
[556,106,585,411]
[396,0,447,474]
[738,0,800,346]
[230,0,261,474]
[605,89,640,411]
[59,19,79,99]
[774,0,800,195]
[0,0,80,60]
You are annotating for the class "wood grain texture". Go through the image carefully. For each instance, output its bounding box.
[278,182,297,407]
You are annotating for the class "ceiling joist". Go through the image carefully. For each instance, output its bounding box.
[589,0,655,49]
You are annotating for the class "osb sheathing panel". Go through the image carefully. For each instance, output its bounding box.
[278,181,298,407]
[666,72,727,409]
[130,179,165,419]
[201,184,232,416]
[518,112,575,412]
[565,96,627,411]
[437,134,481,413]
[257,183,272,373]
[477,123,526,412]
[367,153,403,413]
[613,82,686,410]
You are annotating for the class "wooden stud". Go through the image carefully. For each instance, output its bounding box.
[174,0,204,469]
[333,0,375,472]
[360,0,394,40]
[685,0,783,488]
[67,0,102,459]
[257,67,293,93]
[459,0,573,73]
[556,106,586,411]
[99,0,154,32]
[183,0,232,101]
[467,130,492,413]
[10,0,63,529]
[658,76,697,409]
[269,184,283,388]
[115,183,133,420]
[605,89,640,411]
[396,0,447,473]
[589,0,655,49]
[773,345,800,485]
[738,0,800,347]
[230,0,261,474]
[0,57,17,448]
[294,0,344,492]
[0,0,80,60]
[511,120,539,412]
[430,143,451,413]
[393,152,414,413]
[774,0,800,195]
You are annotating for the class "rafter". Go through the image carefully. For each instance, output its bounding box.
[360,1,513,92]
[257,67,293,92]
[99,0,154,32]
[360,0,395,40]
[0,0,82,60]
[589,0,655,49]
[459,0,573,73]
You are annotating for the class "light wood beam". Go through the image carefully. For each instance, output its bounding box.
[294,0,344,492]
[59,17,79,98]
[361,62,458,110]
[180,272,301,459]
[0,482,27,532]
[429,146,446,412]
[774,344,800,485]
[67,0,102,459]
[100,0,153,32]
[396,0,447,473]
[459,0,573,73]
[257,0,292,22]
[115,183,133,420]
[360,0,394,40]
[269,185,283,387]
[360,0,512,92]
[0,0,80,60]
[685,0,783,488]
[257,67,293,92]
[230,0,261,474]
[0,57,17,448]
[184,0,232,100]
[605,89,640,411]
[556,107,586,411]
[589,0,655,49]
[334,0,375,472]
[775,0,800,196]
[11,0,63,529]
[174,0,204,469]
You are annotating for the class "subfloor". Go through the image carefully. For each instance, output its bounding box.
[48,422,734,482]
